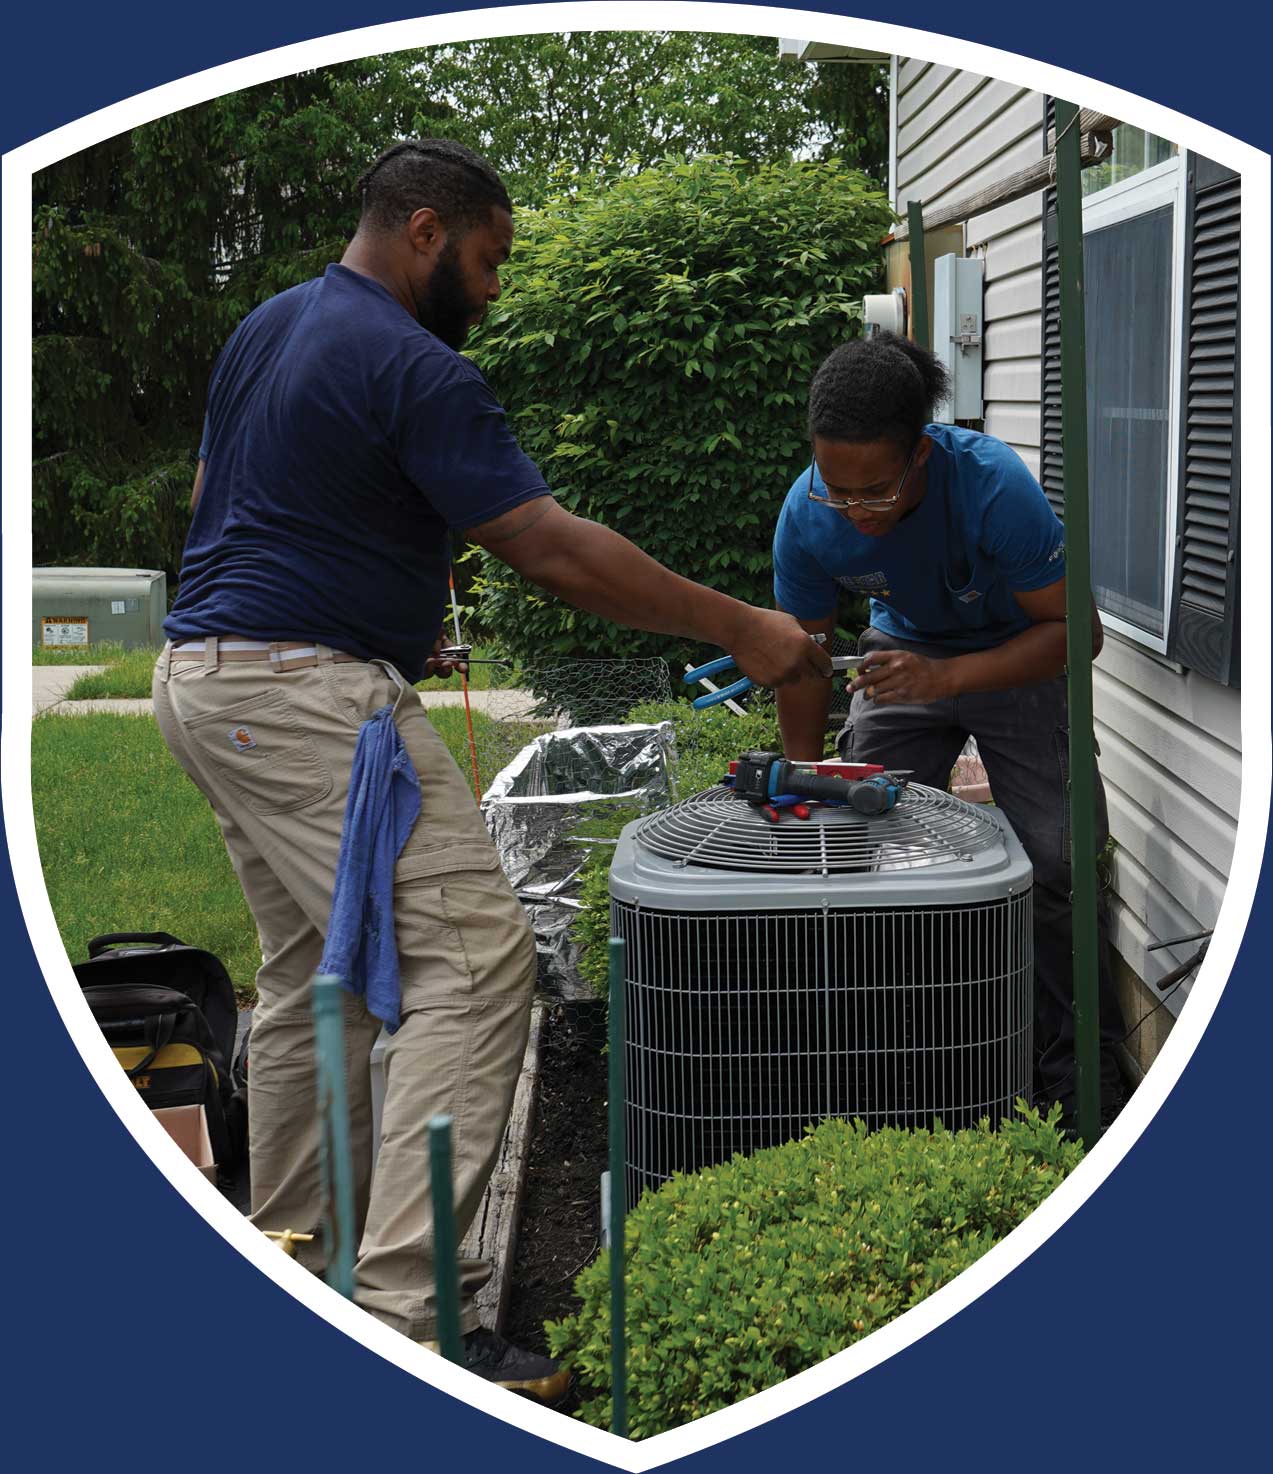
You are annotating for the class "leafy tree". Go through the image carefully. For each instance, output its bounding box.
[807,60,891,182]
[413,32,884,205]
[32,55,442,580]
[466,154,894,672]
[31,34,891,589]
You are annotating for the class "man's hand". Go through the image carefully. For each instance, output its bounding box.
[729,606,832,688]
[851,650,952,706]
[422,631,468,680]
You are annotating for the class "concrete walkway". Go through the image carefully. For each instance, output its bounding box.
[32,664,104,713]
[32,667,540,720]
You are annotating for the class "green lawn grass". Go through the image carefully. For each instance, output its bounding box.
[33,641,127,667]
[64,646,164,699]
[31,713,263,997]
[30,705,547,1003]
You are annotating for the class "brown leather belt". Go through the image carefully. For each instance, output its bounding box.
[170,638,362,673]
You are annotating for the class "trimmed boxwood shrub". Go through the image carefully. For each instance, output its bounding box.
[467,153,893,668]
[547,1106,1082,1436]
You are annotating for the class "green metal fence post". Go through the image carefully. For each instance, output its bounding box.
[429,1115,464,1364]
[1053,99,1102,1147]
[311,975,356,1299]
[608,937,628,1439]
[907,200,930,349]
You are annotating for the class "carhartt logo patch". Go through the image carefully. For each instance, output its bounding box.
[229,725,257,752]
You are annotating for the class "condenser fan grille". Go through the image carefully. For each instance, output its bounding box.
[614,892,1034,1201]
[633,783,1003,874]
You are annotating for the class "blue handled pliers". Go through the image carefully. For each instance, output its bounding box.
[684,649,855,709]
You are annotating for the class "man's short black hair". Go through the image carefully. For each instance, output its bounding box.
[356,139,511,237]
[809,332,952,452]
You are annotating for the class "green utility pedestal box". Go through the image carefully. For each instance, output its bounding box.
[33,567,167,652]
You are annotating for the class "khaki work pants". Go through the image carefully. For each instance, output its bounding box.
[152,640,536,1341]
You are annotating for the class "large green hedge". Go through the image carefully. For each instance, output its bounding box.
[548,1106,1082,1436]
[468,155,893,664]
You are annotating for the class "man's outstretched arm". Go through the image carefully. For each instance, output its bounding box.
[466,497,832,691]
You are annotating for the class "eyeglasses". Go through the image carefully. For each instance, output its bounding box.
[806,440,919,511]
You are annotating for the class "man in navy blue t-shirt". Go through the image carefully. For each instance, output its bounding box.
[773,333,1125,1136]
[155,140,829,1396]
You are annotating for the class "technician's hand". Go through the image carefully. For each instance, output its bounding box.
[423,632,468,680]
[852,650,951,706]
[731,608,833,688]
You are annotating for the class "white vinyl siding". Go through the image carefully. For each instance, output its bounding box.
[894,62,1045,474]
[891,58,1240,1029]
[1094,637,1241,1014]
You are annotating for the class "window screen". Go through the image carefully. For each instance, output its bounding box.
[1084,204,1174,636]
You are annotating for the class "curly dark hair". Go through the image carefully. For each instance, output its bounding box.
[356,139,511,237]
[808,332,951,452]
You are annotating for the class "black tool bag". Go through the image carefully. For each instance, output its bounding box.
[75,933,242,1172]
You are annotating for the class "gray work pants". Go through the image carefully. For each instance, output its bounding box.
[837,626,1124,1109]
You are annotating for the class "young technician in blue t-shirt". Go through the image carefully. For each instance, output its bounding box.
[155,140,829,1401]
[773,332,1125,1136]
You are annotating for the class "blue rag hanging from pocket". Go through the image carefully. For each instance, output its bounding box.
[320,705,421,1032]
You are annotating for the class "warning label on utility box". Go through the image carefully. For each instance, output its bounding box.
[42,617,89,647]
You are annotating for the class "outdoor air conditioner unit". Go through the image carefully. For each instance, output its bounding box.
[609,785,1034,1202]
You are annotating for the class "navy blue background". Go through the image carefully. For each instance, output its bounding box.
[4,4,1268,1467]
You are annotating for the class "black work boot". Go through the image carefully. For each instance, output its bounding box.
[462,1332,571,1397]
[459,1328,571,1405]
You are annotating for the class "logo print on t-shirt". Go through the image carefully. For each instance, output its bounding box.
[229,726,257,752]
[835,571,892,598]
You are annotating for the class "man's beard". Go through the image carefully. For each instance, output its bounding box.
[413,242,478,350]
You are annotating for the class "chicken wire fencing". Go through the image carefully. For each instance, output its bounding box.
[439,656,674,1047]
[438,656,674,795]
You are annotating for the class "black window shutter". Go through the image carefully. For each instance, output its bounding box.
[1041,202,1063,521]
[1169,155,1241,686]
[1039,134,1241,686]
[1040,100,1064,521]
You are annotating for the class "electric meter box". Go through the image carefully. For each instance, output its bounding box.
[33,567,167,652]
[932,253,984,422]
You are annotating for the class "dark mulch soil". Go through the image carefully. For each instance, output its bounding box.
[503,997,609,1399]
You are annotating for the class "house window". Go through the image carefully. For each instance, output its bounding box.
[1080,148,1185,652]
[1082,125,1177,196]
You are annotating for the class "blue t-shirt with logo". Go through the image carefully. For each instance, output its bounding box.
[165,264,550,681]
[772,423,1065,649]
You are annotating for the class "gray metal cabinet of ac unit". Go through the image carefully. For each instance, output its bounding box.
[609,784,1034,1200]
[32,567,167,651]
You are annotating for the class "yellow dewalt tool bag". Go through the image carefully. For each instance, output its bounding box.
[76,933,240,1174]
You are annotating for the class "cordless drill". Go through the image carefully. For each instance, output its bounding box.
[728,751,906,817]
